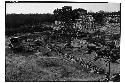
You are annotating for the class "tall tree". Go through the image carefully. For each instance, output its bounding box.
[92,10,107,26]
[53,7,87,32]
[72,8,87,22]
[53,6,77,45]
[53,6,74,31]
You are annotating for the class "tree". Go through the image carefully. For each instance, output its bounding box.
[53,6,74,30]
[53,7,87,34]
[72,8,87,22]
[92,10,107,26]
[53,6,77,45]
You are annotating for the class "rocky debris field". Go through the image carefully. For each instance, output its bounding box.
[5,23,120,82]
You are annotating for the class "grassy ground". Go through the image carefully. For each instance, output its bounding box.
[5,23,120,82]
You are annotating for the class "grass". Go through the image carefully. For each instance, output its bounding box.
[5,23,120,82]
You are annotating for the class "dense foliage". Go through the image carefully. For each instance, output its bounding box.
[6,14,55,35]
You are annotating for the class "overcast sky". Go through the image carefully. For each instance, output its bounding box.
[6,3,120,14]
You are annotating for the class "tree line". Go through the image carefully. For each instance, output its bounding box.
[6,13,55,28]
[6,6,120,35]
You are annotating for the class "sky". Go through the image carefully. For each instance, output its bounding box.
[6,3,120,14]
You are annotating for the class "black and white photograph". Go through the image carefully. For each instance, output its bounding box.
[5,1,120,82]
